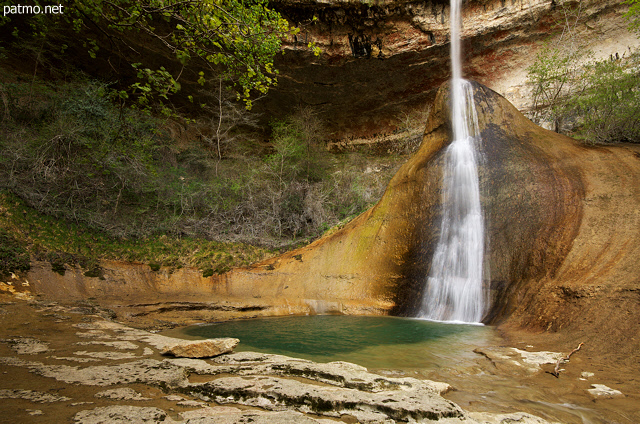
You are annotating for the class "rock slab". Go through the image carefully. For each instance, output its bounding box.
[161,338,239,358]
[588,384,624,398]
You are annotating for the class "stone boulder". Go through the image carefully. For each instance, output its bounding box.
[587,384,624,399]
[161,338,239,358]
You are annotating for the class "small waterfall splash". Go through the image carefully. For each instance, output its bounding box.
[419,0,485,323]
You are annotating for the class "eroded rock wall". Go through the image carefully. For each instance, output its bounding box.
[223,81,590,321]
[229,81,640,354]
[256,0,637,138]
[16,81,640,354]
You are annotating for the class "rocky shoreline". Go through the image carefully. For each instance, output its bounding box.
[3,294,638,423]
[0,294,566,424]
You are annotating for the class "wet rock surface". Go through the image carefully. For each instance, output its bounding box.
[1,297,639,422]
[0,297,570,423]
[161,338,240,359]
[3,337,50,355]
[473,347,563,375]
[587,384,624,399]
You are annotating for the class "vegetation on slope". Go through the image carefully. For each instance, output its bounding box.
[0,67,410,276]
[0,190,272,277]
[526,0,640,143]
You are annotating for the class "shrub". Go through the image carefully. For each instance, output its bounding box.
[0,79,183,236]
[0,228,30,276]
[526,0,640,143]
[570,51,640,143]
[0,76,399,249]
[526,43,588,132]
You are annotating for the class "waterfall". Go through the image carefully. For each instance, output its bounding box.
[419,0,486,323]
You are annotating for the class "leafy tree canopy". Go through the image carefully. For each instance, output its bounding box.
[1,0,310,110]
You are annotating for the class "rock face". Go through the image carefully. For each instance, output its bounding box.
[21,80,640,357]
[6,298,639,423]
[226,80,640,356]
[161,338,239,358]
[588,384,624,398]
[256,0,639,138]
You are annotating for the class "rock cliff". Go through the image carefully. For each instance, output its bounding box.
[19,81,640,358]
[226,80,640,355]
[256,0,638,138]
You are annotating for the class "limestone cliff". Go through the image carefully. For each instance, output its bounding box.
[257,0,638,138]
[226,81,640,354]
[22,81,640,357]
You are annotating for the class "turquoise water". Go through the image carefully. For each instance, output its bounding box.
[165,315,618,423]
[170,315,497,371]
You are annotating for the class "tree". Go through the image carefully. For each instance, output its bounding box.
[526,0,640,143]
[198,77,261,164]
[1,0,305,110]
[526,0,590,132]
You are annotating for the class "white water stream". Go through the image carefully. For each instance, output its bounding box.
[419,0,485,323]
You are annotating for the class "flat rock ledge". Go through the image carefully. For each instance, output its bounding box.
[0,300,557,424]
[588,384,624,399]
[473,346,564,375]
[161,338,239,358]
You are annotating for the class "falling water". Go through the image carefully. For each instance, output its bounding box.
[419,0,485,323]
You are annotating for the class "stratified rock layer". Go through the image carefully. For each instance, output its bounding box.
[1,302,527,423]
[257,0,638,138]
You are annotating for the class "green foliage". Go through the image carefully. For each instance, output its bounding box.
[268,121,311,184]
[570,52,640,143]
[0,73,398,250]
[528,44,640,143]
[0,79,173,229]
[526,43,588,132]
[131,64,181,116]
[526,0,640,143]
[0,0,304,110]
[258,109,333,238]
[626,0,640,33]
[268,107,328,184]
[525,0,592,132]
[75,0,297,109]
[0,228,30,276]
